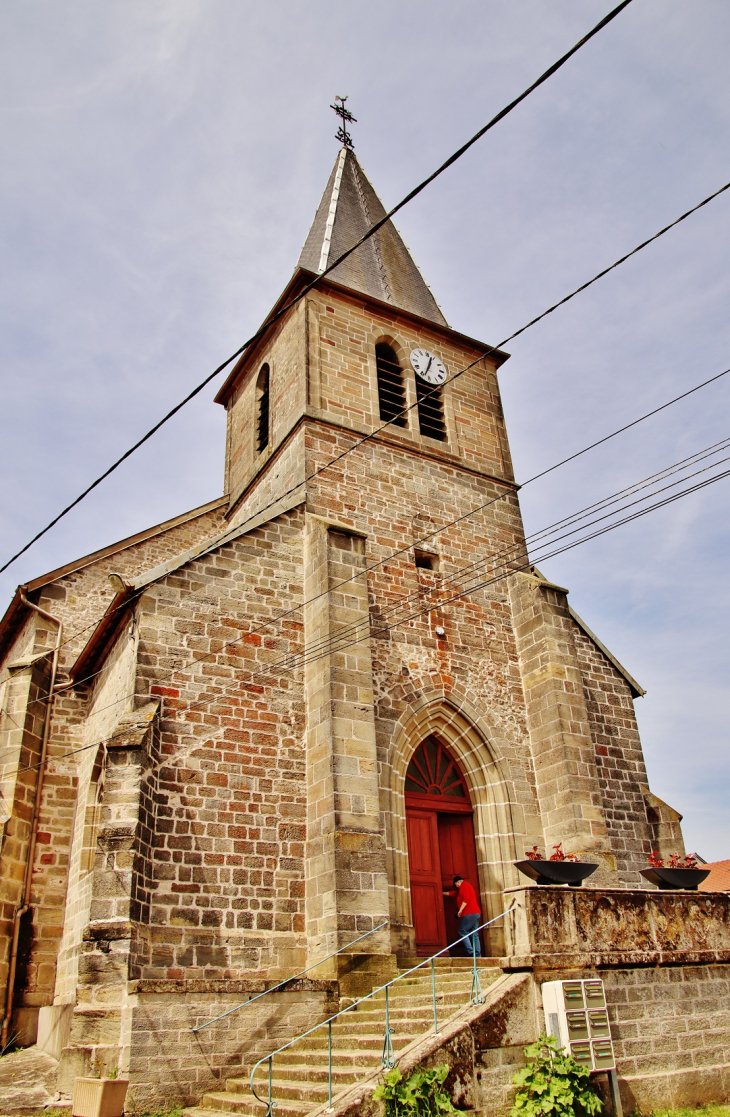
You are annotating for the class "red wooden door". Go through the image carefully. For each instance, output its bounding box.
[437,813,482,951]
[405,736,486,957]
[406,809,446,954]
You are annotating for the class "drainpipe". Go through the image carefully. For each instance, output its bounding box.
[1,594,62,1049]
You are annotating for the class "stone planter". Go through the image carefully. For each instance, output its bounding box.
[72,1078,129,1117]
[640,866,710,891]
[514,859,598,887]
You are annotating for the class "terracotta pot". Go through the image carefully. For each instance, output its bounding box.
[72,1078,129,1117]
[514,859,598,887]
[640,866,710,891]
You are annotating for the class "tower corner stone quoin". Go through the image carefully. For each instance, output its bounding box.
[0,144,725,1117]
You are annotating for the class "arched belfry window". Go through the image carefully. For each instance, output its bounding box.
[255,364,270,454]
[416,379,446,441]
[405,737,467,800]
[375,343,407,427]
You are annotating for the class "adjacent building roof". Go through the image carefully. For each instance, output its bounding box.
[297,147,448,327]
[699,859,730,892]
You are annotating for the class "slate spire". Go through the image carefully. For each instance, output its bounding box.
[298,147,448,327]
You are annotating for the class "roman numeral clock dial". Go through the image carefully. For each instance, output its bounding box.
[410,348,447,385]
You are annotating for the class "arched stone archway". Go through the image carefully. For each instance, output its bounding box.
[381,696,520,961]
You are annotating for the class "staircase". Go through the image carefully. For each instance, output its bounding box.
[186,959,502,1117]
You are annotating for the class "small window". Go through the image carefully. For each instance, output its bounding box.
[414,550,439,572]
[376,343,406,427]
[416,378,446,441]
[255,364,270,454]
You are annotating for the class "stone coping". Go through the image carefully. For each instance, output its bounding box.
[500,949,730,971]
[129,976,339,995]
[505,885,730,967]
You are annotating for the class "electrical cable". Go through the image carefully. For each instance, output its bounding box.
[12,362,730,714]
[10,435,730,776]
[12,153,726,606]
[16,453,730,777]
[0,0,637,576]
[229,437,730,673]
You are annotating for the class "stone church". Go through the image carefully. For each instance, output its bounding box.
[1,145,728,1116]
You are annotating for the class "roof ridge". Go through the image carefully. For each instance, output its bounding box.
[318,147,347,273]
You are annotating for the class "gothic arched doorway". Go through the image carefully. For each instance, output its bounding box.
[405,736,483,956]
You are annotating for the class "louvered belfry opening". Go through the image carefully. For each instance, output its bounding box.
[375,343,407,426]
[416,377,447,441]
[255,363,270,453]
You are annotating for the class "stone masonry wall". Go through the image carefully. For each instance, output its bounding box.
[504,888,730,1113]
[54,631,141,1003]
[131,506,308,980]
[225,301,306,508]
[0,657,49,1024]
[573,624,653,885]
[303,419,540,867]
[124,982,338,1114]
[602,963,730,1112]
[0,501,227,1028]
[309,285,512,481]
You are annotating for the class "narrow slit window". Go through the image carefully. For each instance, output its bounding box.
[375,343,406,427]
[416,378,446,441]
[80,747,105,876]
[255,364,270,454]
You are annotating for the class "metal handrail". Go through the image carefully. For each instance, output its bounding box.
[192,920,389,1033]
[249,903,515,1117]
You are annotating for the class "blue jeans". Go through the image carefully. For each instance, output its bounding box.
[459,913,481,957]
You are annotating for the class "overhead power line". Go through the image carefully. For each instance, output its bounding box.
[13,361,730,714]
[8,164,727,596]
[0,0,635,575]
[9,432,730,777]
[11,155,730,700]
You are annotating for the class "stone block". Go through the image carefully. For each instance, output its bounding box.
[37,1003,74,1060]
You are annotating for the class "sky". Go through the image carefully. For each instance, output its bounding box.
[1,0,728,858]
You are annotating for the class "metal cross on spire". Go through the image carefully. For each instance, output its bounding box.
[330,95,357,150]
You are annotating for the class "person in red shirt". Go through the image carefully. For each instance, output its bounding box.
[443,875,481,957]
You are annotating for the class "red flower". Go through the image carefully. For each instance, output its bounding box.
[648,851,697,869]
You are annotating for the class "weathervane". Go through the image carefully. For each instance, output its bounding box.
[330,95,357,150]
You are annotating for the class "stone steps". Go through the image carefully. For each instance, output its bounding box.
[185,962,502,1117]
[193,1093,317,1117]
[275,1038,413,1064]
[277,1030,415,1054]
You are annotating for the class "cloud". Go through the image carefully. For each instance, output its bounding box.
[0,0,728,855]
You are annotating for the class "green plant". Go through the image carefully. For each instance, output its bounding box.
[511,1034,602,1117]
[137,1108,184,1117]
[0,1029,19,1057]
[373,1064,458,1117]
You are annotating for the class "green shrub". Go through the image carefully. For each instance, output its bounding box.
[373,1064,458,1117]
[511,1033,603,1117]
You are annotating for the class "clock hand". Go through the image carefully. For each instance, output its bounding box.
[424,355,433,378]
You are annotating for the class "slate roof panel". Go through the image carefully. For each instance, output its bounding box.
[298,149,448,327]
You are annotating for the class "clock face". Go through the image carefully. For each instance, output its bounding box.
[410,348,447,385]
